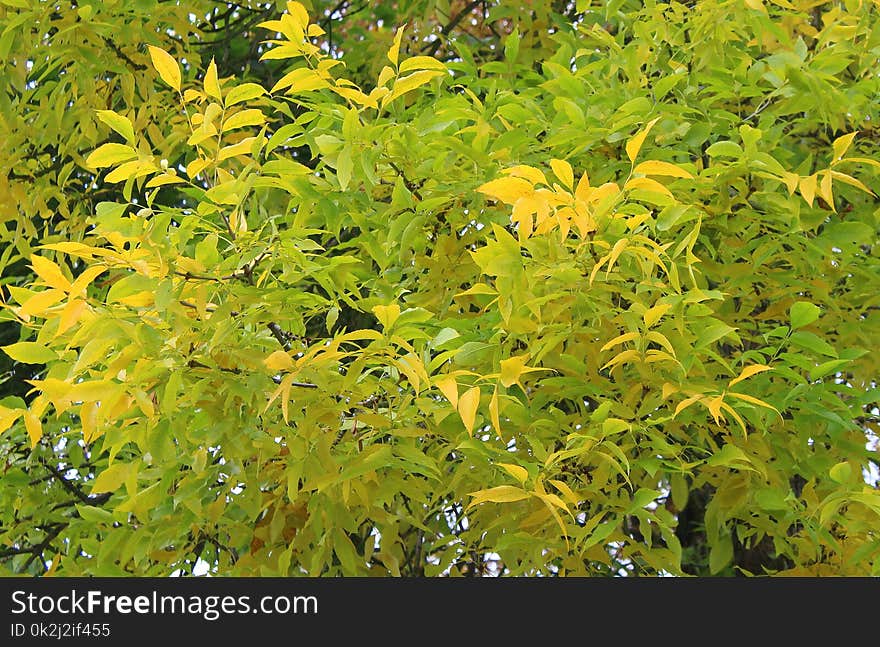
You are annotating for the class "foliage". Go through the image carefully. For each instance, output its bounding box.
[1,0,879,577]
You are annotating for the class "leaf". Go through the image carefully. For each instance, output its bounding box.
[1,342,57,364]
[634,160,693,179]
[85,143,137,169]
[24,410,42,447]
[372,303,400,330]
[832,132,857,161]
[147,45,181,91]
[398,56,447,73]
[643,303,672,328]
[457,386,480,434]
[384,70,444,106]
[626,116,660,163]
[789,301,820,329]
[478,176,533,204]
[829,461,852,485]
[728,364,772,388]
[798,174,817,207]
[499,353,543,389]
[709,531,733,574]
[600,331,640,353]
[705,141,743,158]
[549,159,574,189]
[489,385,501,435]
[95,110,135,144]
[204,57,222,101]
[30,255,71,291]
[434,374,459,408]
[497,462,528,484]
[388,24,406,67]
[222,109,265,132]
[271,67,330,94]
[0,406,24,435]
[466,485,530,508]
[264,350,294,371]
[90,462,131,494]
[225,83,266,107]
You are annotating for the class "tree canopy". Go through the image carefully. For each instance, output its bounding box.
[1,0,879,577]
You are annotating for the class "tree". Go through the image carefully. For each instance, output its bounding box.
[1,0,878,577]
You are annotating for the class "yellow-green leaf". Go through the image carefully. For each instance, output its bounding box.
[372,303,400,330]
[466,485,530,508]
[90,462,131,494]
[147,45,181,91]
[1,342,58,364]
[398,55,447,73]
[383,69,443,106]
[225,83,266,107]
[85,143,137,169]
[222,108,265,132]
[0,406,24,436]
[95,110,135,144]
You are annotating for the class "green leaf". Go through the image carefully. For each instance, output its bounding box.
[789,301,820,329]
[95,110,135,144]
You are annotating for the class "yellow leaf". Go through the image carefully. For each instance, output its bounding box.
[549,479,580,507]
[832,131,857,161]
[147,45,181,91]
[634,160,693,179]
[0,406,24,435]
[145,173,185,188]
[264,350,294,371]
[478,176,533,204]
[799,174,817,207]
[643,302,672,328]
[600,331,640,353]
[434,374,459,408]
[726,392,780,414]
[399,55,447,73]
[19,289,66,317]
[458,386,480,434]
[674,394,703,417]
[625,176,674,198]
[204,57,222,101]
[372,303,400,330]
[626,116,660,163]
[224,83,266,107]
[271,67,330,94]
[286,1,310,30]
[575,171,591,202]
[719,401,748,437]
[222,108,266,132]
[818,171,834,211]
[830,171,875,196]
[503,165,547,185]
[549,159,574,189]
[499,353,544,389]
[466,485,530,508]
[498,462,528,484]
[104,159,157,184]
[601,348,639,372]
[24,410,42,447]
[489,384,501,435]
[388,24,406,67]
[217,136,259,161]
[85,143,137,169]
[383,69,443,106]
[30,255,71,292]
[728,364,772,388]
[90,462,131,494]
[706,395,725,425]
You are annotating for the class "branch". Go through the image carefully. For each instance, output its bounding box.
[422,0,484,56]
